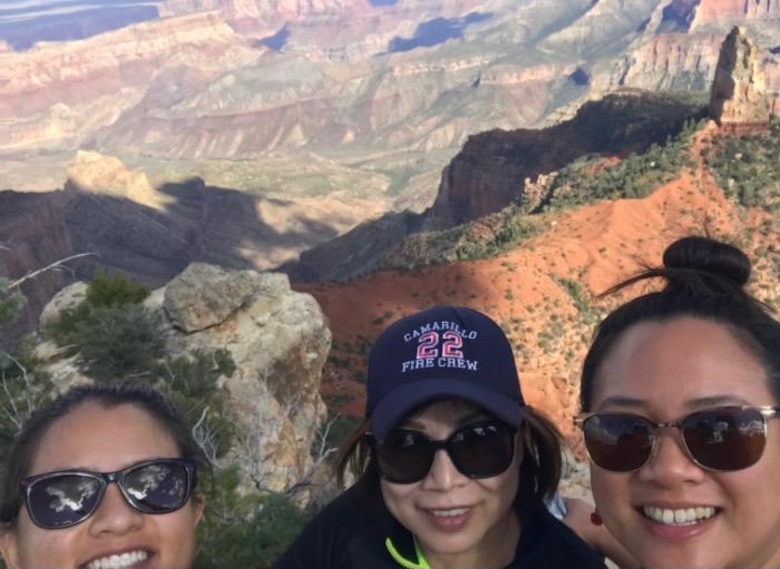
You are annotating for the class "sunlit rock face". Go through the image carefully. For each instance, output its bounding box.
[35,263,331,500]
[709,26,772,126]
[160,263,330,497]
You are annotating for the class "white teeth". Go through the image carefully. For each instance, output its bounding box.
[431,507,469,517]
[643,506,716,526]
[86,550,149,569]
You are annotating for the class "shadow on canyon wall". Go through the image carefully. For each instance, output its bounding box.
[0,177,339,349]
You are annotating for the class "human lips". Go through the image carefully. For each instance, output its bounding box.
[82,549,151,569]
[422,506,474,532]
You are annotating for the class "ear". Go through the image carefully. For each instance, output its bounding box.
[0,525,20,569]
[192,494,205,526]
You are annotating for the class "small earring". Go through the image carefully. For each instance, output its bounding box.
[590,510,603,526]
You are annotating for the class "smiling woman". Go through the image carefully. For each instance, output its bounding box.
[0,382,206,569]
[272,305,608,569]
[576,236,780,569]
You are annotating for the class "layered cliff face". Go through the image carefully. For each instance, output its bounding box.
[5,1,780,202]
[0,11,259,152]
[709,26,772,125]
[693,0,780,25]
[428,92,706,228]
[284,90,708,281]
[598,0,780,93]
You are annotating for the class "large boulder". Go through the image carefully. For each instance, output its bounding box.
[159,263,330,496]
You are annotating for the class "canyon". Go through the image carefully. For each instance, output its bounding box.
[0,1,778,340]
[3,2,780,523]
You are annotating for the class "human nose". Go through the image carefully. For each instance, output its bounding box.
[420,448,468,491]
[637,428,705,486]
[87,483,144,536]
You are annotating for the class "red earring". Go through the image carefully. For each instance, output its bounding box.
[590,510,603,526]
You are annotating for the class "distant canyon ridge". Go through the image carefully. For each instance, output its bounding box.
[2,1,779,200]
[1,1,780,342]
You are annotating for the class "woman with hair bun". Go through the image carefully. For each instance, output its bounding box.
[575,236,780,569]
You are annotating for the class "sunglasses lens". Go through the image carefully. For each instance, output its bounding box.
[682,408,767,471]
[123,460,193,513]
[375,422,516,483]
[376,431,434,484]
[583,414,654,472]
[26,474,103,529]
[449,423,515,478]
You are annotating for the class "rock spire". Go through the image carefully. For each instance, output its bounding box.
[709,26,771,126]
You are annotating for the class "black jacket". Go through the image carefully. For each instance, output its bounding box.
[272,482,608,569]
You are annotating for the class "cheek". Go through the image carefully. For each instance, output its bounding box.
[151,512,200,565]
[589,466,627,516]
[14,523,75,567]
[380,481,418,521]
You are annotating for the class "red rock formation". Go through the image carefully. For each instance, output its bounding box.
[709,26,771,126]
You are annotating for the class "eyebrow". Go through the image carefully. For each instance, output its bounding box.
[597,394,754,412]
[402,407,492,430]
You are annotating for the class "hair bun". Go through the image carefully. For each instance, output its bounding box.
[662,236,751,287]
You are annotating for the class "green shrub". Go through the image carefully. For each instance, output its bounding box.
[78,305,166,381]
[154,350,237,461]
[43,301,94,352]
[0,339,54,492]
[195,467,310,569]
[0,279,25,324]
[706,128,780,211]
[86,269,149,308]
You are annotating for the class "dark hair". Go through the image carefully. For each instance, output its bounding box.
[580,236,780,411]
[335,403,563,510]
[0,381,209,526]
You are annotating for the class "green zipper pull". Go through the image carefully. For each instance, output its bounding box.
[385,536,431,569]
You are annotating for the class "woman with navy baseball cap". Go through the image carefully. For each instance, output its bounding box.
[273,305,608,569]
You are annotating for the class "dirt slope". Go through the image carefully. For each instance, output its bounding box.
[298,125,779,448]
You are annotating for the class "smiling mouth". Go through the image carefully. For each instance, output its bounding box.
[84,550,150,569]
[641,506,718,526]
[430,507,471,518]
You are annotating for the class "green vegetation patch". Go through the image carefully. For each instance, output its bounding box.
[543,117,703,211]
[704,120,780,211]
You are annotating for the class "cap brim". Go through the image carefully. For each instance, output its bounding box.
[369,378,523,440]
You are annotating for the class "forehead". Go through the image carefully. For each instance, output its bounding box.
[404,397,492,423]
[30,401,180,475]
[592,317,771,412]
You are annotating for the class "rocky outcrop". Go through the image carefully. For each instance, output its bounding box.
[709,26,772,126]
[159,264,330,495]
[427,92,705,228]
[282,91,707,282]
[37,264,330,498]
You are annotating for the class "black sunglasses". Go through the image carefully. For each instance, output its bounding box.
[19,458,197,529]
[574,406,780,473]
[369,421,517,484]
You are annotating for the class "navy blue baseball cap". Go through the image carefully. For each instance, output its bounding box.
[365,305,525,440]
